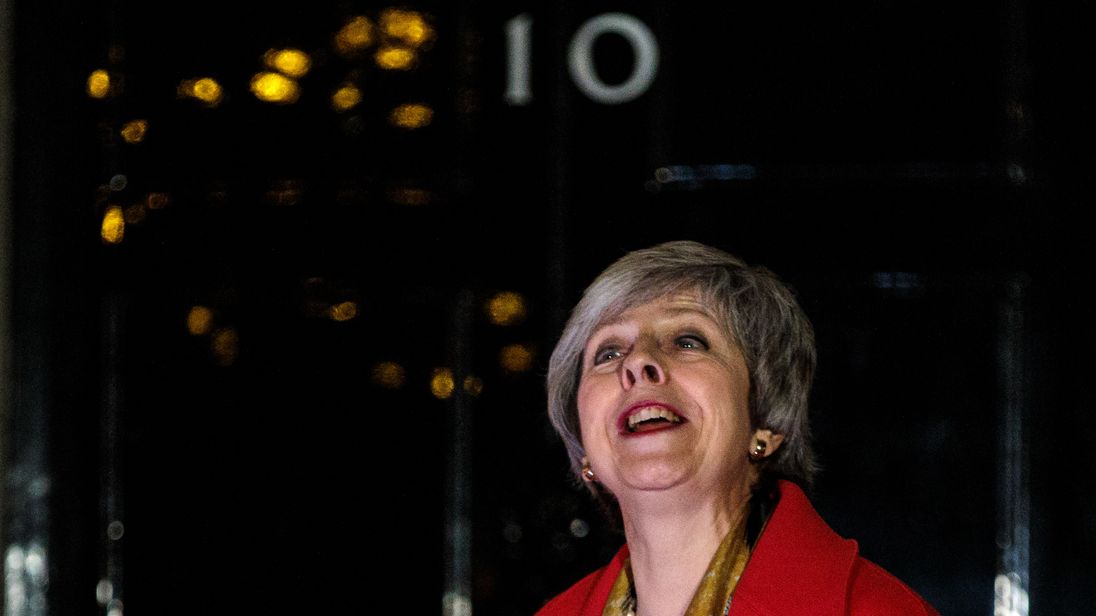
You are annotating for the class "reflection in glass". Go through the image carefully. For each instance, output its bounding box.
[486,291,526,326]
[211,328,239,366]
[371,362,406,389]
[332,85,363,112]
[327,301,359,322]
[335,16,374,57]
[250,72,300,104]
[375,46,416,71]
[87,69,112,99]
[101,206,125,244]
[379,8,434,47]
[264,48,311,78]
[187,306,214,336]
[178,77,224,106]
[120,120,148,144]
[389,103,433,129]
[499,344,534,373]
[431,367,455,399]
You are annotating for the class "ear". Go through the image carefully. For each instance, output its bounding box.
[752,429,785,458]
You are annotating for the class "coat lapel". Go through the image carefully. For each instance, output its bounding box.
[729,481,859,616]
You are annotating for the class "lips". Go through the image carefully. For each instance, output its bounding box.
[618,401,686,434]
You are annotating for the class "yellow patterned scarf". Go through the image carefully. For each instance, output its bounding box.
[602,511,751,616]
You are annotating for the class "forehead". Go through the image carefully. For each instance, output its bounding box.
[593,293,721,331]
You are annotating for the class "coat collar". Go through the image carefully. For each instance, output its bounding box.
[729,480,859,616]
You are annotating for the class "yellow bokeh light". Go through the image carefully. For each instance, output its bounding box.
[123,203,146,224]
[100,205,125,244]
[120,119,148,144]
[178,77,223,106]
[463,375,483,397]
[211,327,240,366]
[371,361,406,389]
[147,192,170,210]
[187,306,214,335]
[87,69,111,99]
[335,16,374,56]
[499,344,535,373]
[379,8,434,47]
[250,72,300,104]
[389,103,433,129]
[264,180,304,206]
[486,291,526,326]
[374,46,416,70]
[331,84,362,112]
[264,48,312,78]
[192,78,222,104]
[388,187,431,206]
[431,367,455,399]
[328,301,359,322]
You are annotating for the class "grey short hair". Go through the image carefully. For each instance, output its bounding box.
[547,240,818,499]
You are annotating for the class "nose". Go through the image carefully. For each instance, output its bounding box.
[621,339,666,389]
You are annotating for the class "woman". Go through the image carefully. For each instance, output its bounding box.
[537,241,938,616]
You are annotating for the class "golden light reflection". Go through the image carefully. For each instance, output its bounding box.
[211,328,240,366]
[486,291,526,326]
[335,16,375,56]
[87,70,111,99]
[124,203,146,224]
[100,205,125,244]
[463,375,483,397]
[264,48,312,78]
[431,368,455,399]
[147,192,170,210]
[120,119,148,144]
[179,77,224,106]
[328,301,359,322]
[187,306,214,335]
[250,72,300,104]
[374,46,416,70]
[389,103,432,129]
[264,180,304,206]
[95,185,111,206]
[332,84,363,112]
[388,187,432,206]
[500,344,534,373]
[379,8,434,47]
[371,361,406,389]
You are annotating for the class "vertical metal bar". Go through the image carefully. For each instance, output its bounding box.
[97,295,125,616]
[443,289,474,616]
[1,0,50,610]
[995,276,1030,616]
[1002,0,1032,188]
[0,0,12,597]
[998,0,1033,606]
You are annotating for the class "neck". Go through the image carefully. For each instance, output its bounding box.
[618,481,752,616]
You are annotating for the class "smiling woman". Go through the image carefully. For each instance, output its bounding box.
[537,241,939,616]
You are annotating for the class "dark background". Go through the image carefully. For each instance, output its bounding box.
[4,0,1094,614]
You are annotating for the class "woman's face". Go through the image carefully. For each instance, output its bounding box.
[576,292,757,502]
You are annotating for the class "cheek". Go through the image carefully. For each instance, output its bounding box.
[575,382,598,427]
[707,370,752,430]
[575,378,611,444]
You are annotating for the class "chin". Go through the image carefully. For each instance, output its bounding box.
[616,462,694,493]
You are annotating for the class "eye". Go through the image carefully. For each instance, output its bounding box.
[676,334,709,350]
[592,346,623,365]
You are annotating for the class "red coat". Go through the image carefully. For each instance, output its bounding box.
[536,481,939,615]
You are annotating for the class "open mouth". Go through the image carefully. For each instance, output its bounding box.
[625,406,684,433]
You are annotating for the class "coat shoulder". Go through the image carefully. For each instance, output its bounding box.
[848,557,940,616]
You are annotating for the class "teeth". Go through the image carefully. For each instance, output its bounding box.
[627,406,683,430]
